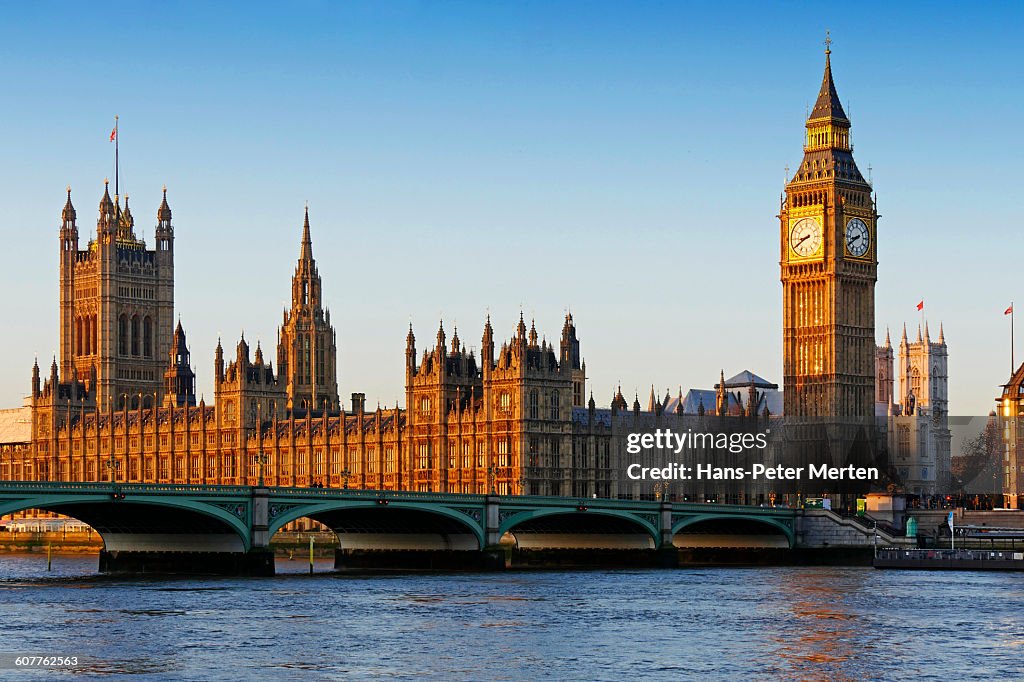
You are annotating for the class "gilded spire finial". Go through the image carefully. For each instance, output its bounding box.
[824,29,832,55]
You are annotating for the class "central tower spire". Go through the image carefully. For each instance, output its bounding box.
[277,204,339,413]
[300,202,313,262]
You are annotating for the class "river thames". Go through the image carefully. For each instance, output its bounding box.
[0,555,1020,680]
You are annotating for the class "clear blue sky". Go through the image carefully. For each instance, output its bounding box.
[0,1,1019,415]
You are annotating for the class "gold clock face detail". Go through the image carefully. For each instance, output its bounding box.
[845,217,870,257]
[789,217,822,258]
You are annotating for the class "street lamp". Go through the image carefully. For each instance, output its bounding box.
[103,455,119,484]
[653,482,665,501]
[487,466,496,495]
[340,468,351,490]
[254,452,269,487]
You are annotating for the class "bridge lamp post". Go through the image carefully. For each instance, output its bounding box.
[254,452,269,487]
[340,469,351,490]
[103,456,120,484]
[487,467,496,495]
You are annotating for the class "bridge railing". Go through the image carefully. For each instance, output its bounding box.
[0,482,803,517]
[267,487,485,503]
[0,481,252,495]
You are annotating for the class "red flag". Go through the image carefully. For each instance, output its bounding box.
[1007,305,1014,315]
[916,300,924,311]
[110,127,116,142]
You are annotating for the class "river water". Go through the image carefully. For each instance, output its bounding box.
[0,553,1020,680]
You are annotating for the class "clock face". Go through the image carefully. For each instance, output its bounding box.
[789,217,822,258]
[845,218,870,257]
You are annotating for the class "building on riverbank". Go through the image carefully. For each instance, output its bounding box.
[0,47,902,507]
[0,186,619,497]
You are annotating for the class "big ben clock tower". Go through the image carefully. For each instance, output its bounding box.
[780,39,878,418]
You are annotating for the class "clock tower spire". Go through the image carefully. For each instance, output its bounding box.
[779,40,878,418]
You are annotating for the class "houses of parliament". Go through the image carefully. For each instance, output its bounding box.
[1,45,949,500]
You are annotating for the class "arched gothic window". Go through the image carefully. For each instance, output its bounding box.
[131,315,140,356]
[143,317,152,358]
[118,315,128,356]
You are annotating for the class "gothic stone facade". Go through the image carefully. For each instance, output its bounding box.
[5,185,618,498]
[875,324,952,494]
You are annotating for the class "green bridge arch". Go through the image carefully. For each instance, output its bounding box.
[267,499,487,549]
[0,493,253,551]
[672,513,795,548]
[497,507,660,546]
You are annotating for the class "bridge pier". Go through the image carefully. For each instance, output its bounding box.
[251,486,270,550]
[656,501,679,567]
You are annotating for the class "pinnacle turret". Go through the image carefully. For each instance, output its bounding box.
[157,185,172,223]
[121,194,134,231]
[61,186,76,224]
[450,326,461,355]
[98,179,116,232]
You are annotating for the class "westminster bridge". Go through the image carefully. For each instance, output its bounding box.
[0,482,901,574]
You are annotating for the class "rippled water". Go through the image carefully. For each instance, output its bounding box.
[0,553,1020,680]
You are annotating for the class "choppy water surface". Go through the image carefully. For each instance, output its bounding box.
[0,554,1020,680]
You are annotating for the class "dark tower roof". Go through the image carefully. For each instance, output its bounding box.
[62,186,76,223]
[98,180,114,215]
[121,194,134,230]
[157,185,172,222]
[173,319,188,356]
[808,47,848,123]
[165,319,196,408]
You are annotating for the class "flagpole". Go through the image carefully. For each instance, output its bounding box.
[1013,302,1016,374]
[114,115,119,199]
